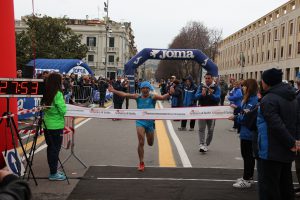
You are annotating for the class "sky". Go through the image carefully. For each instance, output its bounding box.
[14,0,288,51]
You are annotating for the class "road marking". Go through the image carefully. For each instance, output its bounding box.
[158,101,192,168]
[95,177,240,182]
[155,114,176,167]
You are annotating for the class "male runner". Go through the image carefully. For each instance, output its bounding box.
[108,81,170,171]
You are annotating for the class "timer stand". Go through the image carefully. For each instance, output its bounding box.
[0,97,38,185]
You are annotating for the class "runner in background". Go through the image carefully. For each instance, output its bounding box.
[108,81,170,172]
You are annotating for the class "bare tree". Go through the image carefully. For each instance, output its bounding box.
[155,21,222,83]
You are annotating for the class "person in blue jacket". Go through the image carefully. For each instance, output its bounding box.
[257,68,300,200]
[227,80,243,132]
[178,76,197,131]
[195,73,220,153]
[229,79,258,188]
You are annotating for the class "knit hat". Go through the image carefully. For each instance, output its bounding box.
[140,81,154,91]
[262,68,283,86]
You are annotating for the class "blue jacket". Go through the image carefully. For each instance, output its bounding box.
[195,83,220,106]
[182,83,197,107]
[228,87,243,107]
[257,83,300,163]
[236,95,258,141]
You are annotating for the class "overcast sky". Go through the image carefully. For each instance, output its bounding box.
[14,0,288,51]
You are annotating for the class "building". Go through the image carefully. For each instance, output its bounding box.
[15,17,137,79]
[216,0,300,81]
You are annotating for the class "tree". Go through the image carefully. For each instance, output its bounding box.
[16,15,88,69]
[155,21,222,83]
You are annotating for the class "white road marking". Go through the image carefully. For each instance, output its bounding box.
[158,101,192,168]
[96,177,241,182]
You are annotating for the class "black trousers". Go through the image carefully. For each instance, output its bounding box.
[257,159,294,200]
[114,102,123,109]
[44,129,63,175]
[220,94,226,106]
[125,97,129,109]
[181,120,195,129]
[240,139,255,180]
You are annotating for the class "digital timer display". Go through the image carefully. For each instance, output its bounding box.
[0,78,44,97]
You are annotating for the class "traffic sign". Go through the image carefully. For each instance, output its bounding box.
[2,149,25,176]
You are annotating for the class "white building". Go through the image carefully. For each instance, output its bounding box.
[15,17,137,79]
[216,0,300,81]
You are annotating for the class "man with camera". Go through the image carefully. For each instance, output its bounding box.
[195,72,221,153]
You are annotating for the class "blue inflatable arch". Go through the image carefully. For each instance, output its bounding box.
[124,48,218,93]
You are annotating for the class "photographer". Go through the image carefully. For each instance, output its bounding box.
[98,78,108,107]
[42,72,67,181]
[0,167,31,200]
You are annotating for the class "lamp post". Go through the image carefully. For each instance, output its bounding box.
[104,0,109,78]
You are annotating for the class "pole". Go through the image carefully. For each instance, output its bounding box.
[104,0,109,79]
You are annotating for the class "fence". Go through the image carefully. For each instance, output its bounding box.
[72,85,94,103]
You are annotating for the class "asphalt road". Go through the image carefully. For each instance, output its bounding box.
[21,96,255,200]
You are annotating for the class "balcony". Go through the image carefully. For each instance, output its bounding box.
[105,47,119,52]
[88,46,96,52]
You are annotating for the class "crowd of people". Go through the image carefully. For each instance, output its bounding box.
[11,68,300,200]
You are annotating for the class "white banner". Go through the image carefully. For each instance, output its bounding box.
[66,105,233,120]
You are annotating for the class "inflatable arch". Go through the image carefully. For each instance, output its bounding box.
[124,48,218,93]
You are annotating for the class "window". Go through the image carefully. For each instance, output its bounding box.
[261,52,264,62]
[87,37,96,46]
[109,37,115,47]
[298,42,300,54]
[281,25,285,38]
[290,21,294,35]
[267,50,270,60]
[268,31,271,43]
[274,28,278,40]
[292,2,296,10]
[274,48,277,59]
[262,33,265,45]
[281,46,284,58]
[87,55,94,62]
[288,44,292,57]
[257,35,260,46]
[108,55,114,63]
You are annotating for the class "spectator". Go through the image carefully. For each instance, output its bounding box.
[159,79,167,95]
[169,79,183,108]
[219,78,229,106]
[228,81,243,132]
[178,76,197,131]
[16,70,22,78]
[229,79,258,188]
[0,167,31,200]
[98,78,108,107]
[257,68,300,200]
[112,76,127,119]
[195,73,221,153]
[122,77,130,109]
[294,73,300,197]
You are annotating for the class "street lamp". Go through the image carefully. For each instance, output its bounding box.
[104,0,109,79]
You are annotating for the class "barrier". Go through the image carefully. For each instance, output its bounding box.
[72,85,93,103]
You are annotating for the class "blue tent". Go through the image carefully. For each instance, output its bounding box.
[26,59,93,75]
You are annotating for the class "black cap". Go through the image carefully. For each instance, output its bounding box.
[262,68,283,86]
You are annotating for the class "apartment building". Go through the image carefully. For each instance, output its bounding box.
[216,0,300,81]
[15,17,137,78]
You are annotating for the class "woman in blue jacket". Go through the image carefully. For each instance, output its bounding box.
[229,79,258,188]
[228,80,243,132]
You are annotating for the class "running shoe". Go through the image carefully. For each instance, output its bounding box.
[178,127,187,131]
[138,162,145,172]
[49,172,66,181]
[233,178,252,188]
[199,144,208,153]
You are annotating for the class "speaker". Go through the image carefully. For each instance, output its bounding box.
[22,66,34,78]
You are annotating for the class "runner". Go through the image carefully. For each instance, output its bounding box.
[108,81,170,171]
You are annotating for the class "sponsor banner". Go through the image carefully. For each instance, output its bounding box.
[66,104,233,120]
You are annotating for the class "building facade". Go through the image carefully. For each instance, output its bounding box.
[15,17,137,79]
[216,0,300,81]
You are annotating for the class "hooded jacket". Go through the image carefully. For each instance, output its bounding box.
[195,82,220,106]
[257,83,300,163]
[182,77,197,107]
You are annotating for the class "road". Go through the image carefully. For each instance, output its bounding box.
[20,93,263,200]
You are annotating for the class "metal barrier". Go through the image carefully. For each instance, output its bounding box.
[72,85,94,103]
